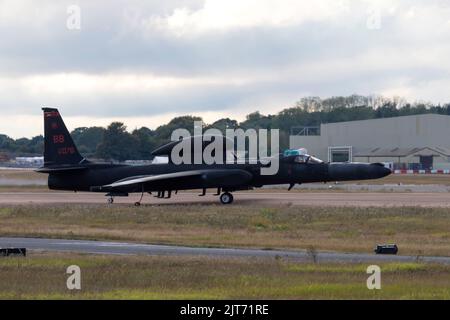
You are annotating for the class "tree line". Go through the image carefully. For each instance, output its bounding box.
[1,95,450,161]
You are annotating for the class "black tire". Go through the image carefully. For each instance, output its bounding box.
[220,192,234,205]
[134,202,141,207]
[107,198,114,204]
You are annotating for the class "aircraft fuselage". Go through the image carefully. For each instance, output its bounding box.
[47,161,390,193]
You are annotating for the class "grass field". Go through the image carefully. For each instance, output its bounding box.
[0,186,49,192]
[1,204,450,256]
[1,170,449,300]
[1,253,449,299]
[0,169,44,181]
[0,169,47,190]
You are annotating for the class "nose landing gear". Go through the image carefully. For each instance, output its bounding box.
[105,192,129,204]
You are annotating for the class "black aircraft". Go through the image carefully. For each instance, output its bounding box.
[36,108,391,205]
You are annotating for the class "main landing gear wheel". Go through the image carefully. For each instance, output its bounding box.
[134,202,141,207]
[220,192,234,205]
[107,197,114,204]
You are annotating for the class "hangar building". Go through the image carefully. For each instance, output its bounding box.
[290,114,450,170]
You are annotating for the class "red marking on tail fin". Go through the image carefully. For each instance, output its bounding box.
[53,135,65,144]
[45,111,60,118]
[57,147,76,155]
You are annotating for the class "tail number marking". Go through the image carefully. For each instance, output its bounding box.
[58,147,76,155]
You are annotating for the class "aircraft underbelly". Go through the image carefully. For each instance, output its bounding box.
[298,164,329,183]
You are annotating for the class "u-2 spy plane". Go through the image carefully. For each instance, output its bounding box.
[36,108,391,206]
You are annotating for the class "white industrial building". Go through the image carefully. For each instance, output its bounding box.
[290,114,450,170]
[15,157,44,167]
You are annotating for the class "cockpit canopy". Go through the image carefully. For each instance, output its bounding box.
[283,148,324,164]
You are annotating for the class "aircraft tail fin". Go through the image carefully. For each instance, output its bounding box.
[42,107,85,166]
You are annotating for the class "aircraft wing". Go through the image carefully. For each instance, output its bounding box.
[100,169,253,190]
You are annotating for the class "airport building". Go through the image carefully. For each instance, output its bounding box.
[15,156,44,167]
[290,114,450,170]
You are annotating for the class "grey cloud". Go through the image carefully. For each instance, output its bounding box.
[0,0,450,125]
[1,0,443,76]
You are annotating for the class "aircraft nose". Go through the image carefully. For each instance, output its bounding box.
[368,163,392,179]
[328,162,391,181]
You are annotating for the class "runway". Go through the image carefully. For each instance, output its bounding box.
[0,191,450,207]
[1,237,449,264]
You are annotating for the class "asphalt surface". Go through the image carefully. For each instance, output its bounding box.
[1,237,449,264]
[0,191,450,207]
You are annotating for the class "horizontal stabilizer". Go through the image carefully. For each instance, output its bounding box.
[35,166,89,173]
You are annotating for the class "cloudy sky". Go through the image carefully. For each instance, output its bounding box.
[1,0,450,138]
